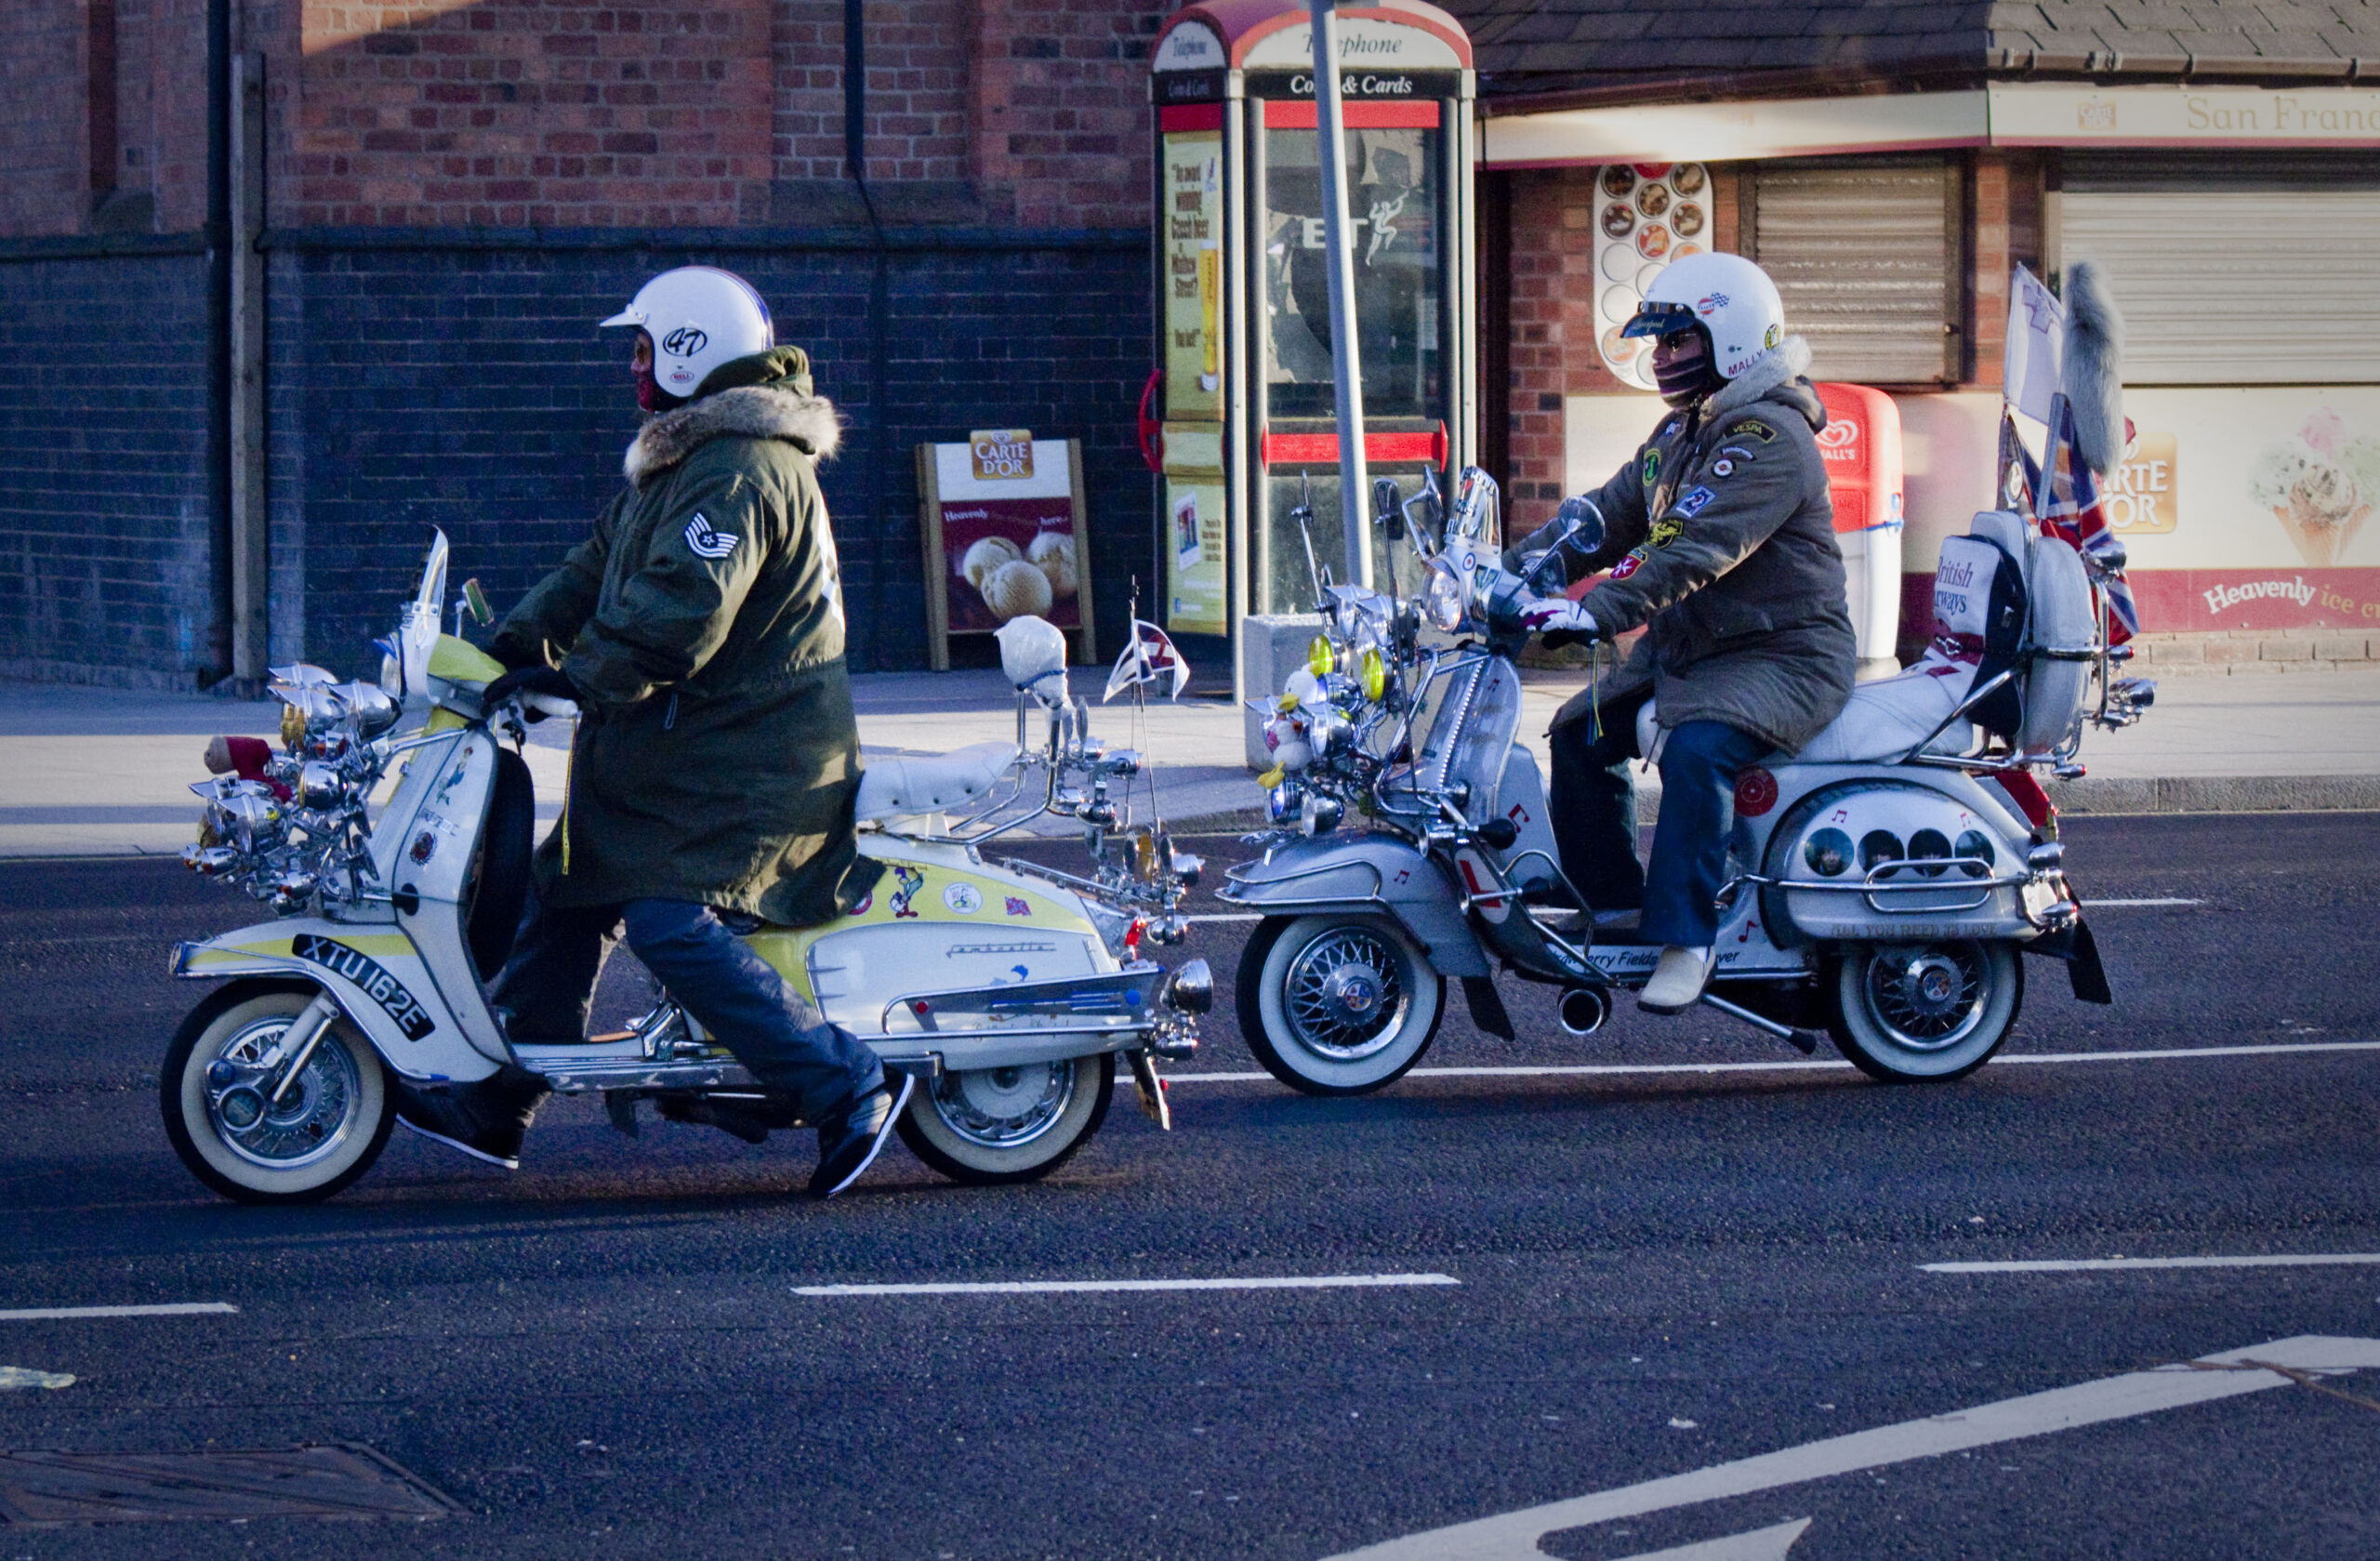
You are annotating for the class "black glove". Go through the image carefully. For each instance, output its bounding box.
[482,663,579,718]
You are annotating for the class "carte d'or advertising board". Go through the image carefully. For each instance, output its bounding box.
[1567,387,2380,638]
[915,436,1094,669]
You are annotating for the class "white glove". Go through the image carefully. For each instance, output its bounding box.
[1519,597,1601,639]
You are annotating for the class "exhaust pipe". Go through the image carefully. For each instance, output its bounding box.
[1557,986,1610,1037]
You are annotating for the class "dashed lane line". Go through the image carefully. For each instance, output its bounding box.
[1186,902,2196,925]
[792,1274,1460,1297]
[0,1303,240,1322]
[1924,1253,2380,1275]
[1161,1039,2380,1085]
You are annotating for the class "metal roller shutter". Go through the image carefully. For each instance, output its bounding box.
[2060,153,2380,386]
[1749,157,1958,385]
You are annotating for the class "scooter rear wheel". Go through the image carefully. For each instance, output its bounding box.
[1826,940,2022,1082]
[895,1052,1115,1185]
[1238,915,1445,1096]
[162,983,395,1204]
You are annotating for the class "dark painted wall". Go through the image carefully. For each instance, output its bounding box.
[0,251,216,688]
[2,234,1155,685]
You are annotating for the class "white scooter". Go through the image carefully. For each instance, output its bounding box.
[164,532,1209,1203]
[1222,470,2148,1094]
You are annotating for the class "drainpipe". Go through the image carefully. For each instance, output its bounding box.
[845,0,891,672]
[204,0,233,685]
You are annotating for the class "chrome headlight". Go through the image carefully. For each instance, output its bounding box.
[334,681,400,738]
[296,761,346,811]
[1422,558,1468,632]
[1163,959,1213,1014]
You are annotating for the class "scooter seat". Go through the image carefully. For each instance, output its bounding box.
[854,742,1020,823]
[1790,656,1978,764]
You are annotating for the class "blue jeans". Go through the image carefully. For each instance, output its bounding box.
[1549,702,1770,948]
[489,891,882,1122]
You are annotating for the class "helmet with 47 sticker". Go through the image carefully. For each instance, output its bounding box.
[1621,253,1786,382]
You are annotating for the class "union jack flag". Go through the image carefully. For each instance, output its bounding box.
[2037,394,2137,644]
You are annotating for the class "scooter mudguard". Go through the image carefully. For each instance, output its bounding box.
[2021,915,2114,1004]
[169,919,501,1083]
[1220,834,1490,978]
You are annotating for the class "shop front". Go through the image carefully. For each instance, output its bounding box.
[1483,81,2380,658]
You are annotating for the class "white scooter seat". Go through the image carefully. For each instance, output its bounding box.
[854,742,1020,823]
[1791,659,1977,764]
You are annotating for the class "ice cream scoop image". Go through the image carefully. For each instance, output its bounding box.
[2278,460,2370,567]
[961,536,1023,592]
[981,557,1055,623]
[1028,531,1078,598]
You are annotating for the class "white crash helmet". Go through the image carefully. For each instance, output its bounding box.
[1621,252,1786,381]
[601,266,774,398]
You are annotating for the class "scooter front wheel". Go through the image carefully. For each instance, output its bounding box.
[895,1052,1115,1185]
[1238,915,1445,1096]
[161,983,395,1205]
[1826,940,2022,1082]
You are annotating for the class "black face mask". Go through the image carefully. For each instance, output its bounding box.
[1652,326,1725,409]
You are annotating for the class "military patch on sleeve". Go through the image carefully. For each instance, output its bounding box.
[1609,550,1646,581]
[682,512,740,560]
[1719,444,1758,462]
[1640,447,1662,489]
[1725,418,1778,443]
[1711,457,1739,478]
[1646,516,1686,550]
[1673,485,1717,518]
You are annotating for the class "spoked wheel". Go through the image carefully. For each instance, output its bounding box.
[895,1052,1115,1185]
[1827,940,2023,1082]
[1237,915,1445,1096]
[161,984,395,1204]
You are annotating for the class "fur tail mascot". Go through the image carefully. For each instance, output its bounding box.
[2038,260,2138,642]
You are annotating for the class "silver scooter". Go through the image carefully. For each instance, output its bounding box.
[1222,469,2146,1094]
[163,532,1210,1203]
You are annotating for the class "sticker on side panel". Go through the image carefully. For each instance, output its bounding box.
[943,882,983,915]
[291,933,435,1040]
[889,865,927,919]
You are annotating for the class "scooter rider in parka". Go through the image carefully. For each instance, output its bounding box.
[1512,253,1858,1014]
[392,266,913,1198]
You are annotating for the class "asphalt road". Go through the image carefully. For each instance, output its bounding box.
[0,813,2376,1558]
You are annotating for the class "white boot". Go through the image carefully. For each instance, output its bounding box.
[1638,945,1713,1015]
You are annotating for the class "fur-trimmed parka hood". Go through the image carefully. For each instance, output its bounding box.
[1707,335,1825,432]
[625,346,841,487]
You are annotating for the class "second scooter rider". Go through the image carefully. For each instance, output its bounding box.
[396,265,913,1198]
[1513,252,1858,1015]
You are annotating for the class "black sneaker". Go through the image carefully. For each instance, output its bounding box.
[808,1071,915,1200]
[393,1069,549,1170]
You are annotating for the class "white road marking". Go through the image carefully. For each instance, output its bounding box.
[1186,912,1264,923]
[2087,897,2203,907]
[1617,1518,1811,1561]
[0,1302,240,1322]
[792,1273,1460,1298]
[1162,1039,2380,1086]
[1924,1252,2380,1275]
[0,1367,76,1391]
[1323,1335,2380,1560]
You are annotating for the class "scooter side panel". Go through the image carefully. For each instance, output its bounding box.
[1223,835,1492,977]
[172,919,497,1083]
[1758,773,2039,944]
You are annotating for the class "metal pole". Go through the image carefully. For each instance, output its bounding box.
[205,0,232,683]
[1307,0,1370,589]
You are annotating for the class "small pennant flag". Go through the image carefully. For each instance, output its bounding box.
[1104,618,1191,703]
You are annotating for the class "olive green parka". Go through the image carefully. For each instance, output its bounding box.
[490,347,872,927]
[1527,336,1858,756]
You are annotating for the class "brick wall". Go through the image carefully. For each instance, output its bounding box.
[0,255,215,687]
[1501,161,1742,536]
[971,0,1165,228]
[267,240,1148,679]
[1,1,90,236]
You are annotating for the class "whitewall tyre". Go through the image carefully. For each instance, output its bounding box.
[162,985,395,1205]
[894,1052,1114,1185]
[1827,940,2022,1082]
[1238,915,1445,1096]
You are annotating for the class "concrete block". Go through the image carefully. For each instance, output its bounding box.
[2260,639,2317,660]
[2144,638,2204,664]
[2314,635,2369,661]
[1240,614,1326,770]
[2202,639,2258,665]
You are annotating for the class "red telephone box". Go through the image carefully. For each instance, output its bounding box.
[1812,381,1905,678]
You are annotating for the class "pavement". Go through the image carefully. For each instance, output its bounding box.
[1,662,2375,859]
[1,814,2376,1555]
